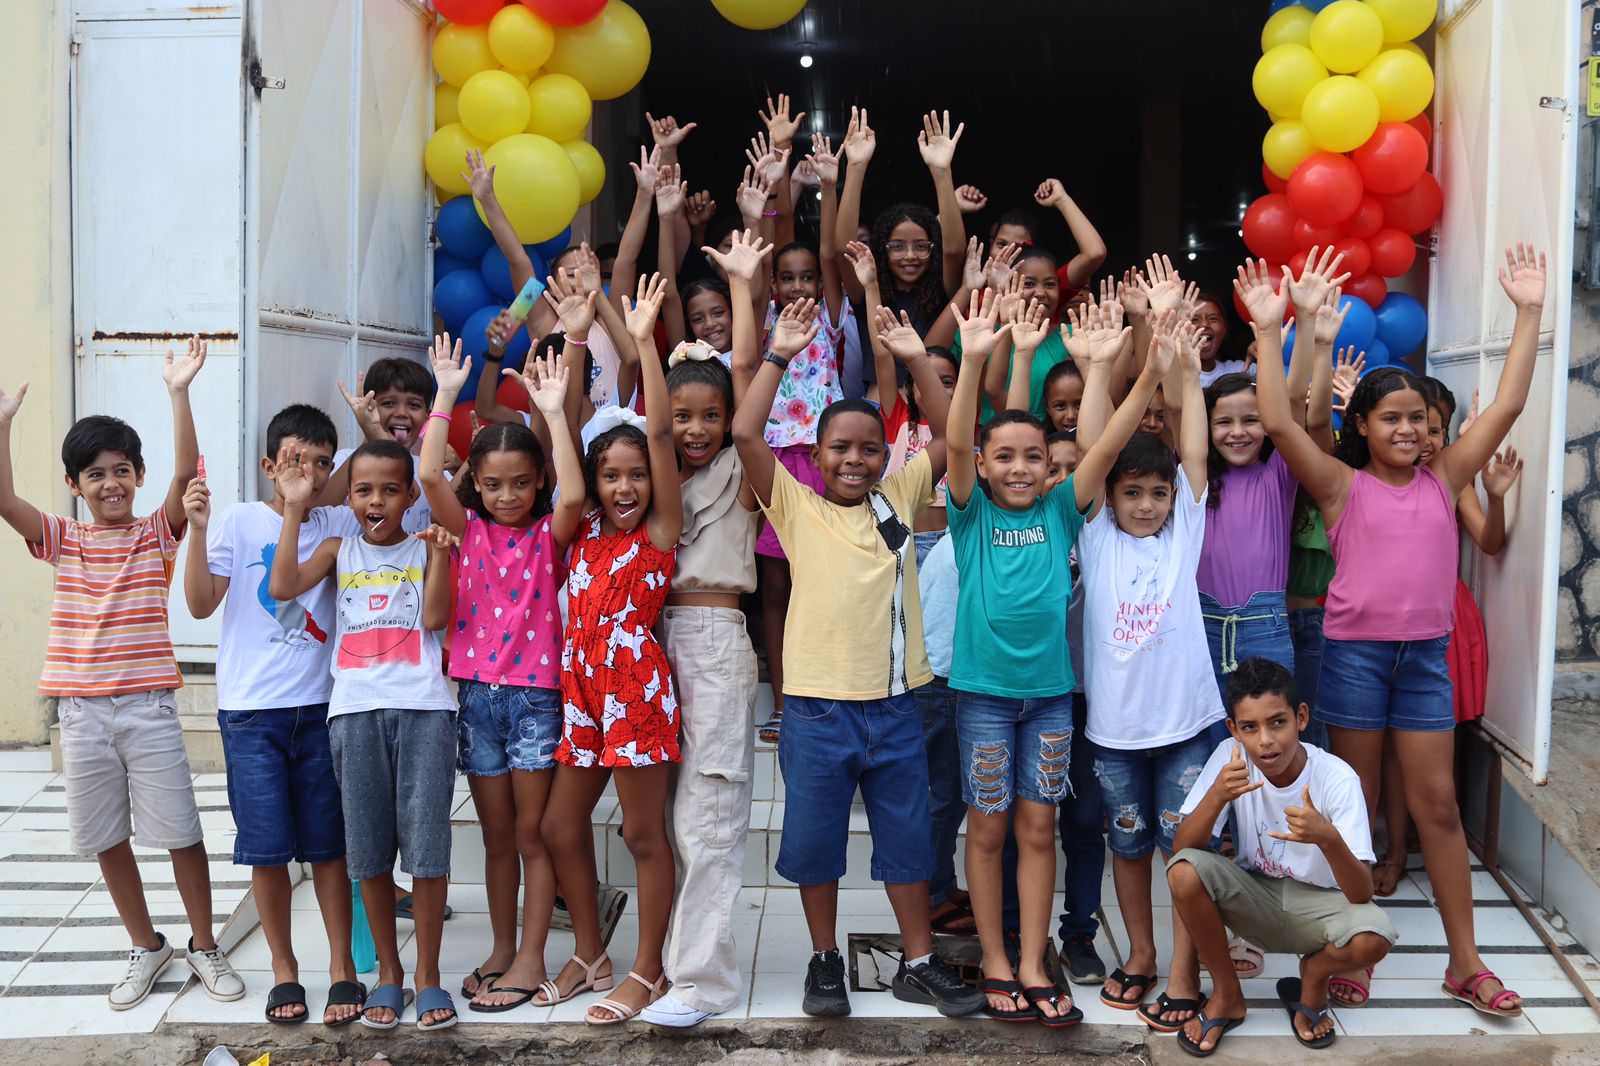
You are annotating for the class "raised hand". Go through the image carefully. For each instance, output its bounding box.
[842,240,877,287]
[543,268,597,337]
[956,184,988,214]
[703,228,774,284]
[644,112,696,153]
[275,447,318,508]
[1176,316,1205,373]
[1063,300,1130,368]
[1313,287,1350,346]
[0,382,27,426]
[1233,258,1291,331]
[984,241,1023,293]
[461,148,496,202]
[486,310,516,354]
[182,476,211,531]
[735,165,775,222]
[1141,254,1185,317]
[654,163,688,217]
[951,287,1013,359]
[164,335,208,392]
[758,93,807,149]
[1269,785,1335,846]
[1482,446,1524,498]
[917,109,964,171]
[1288,244,1351,315]
[746,131,790,186]
[1118,267,1150,320]
[629,144,663,195]
[1213,744,1265,802]
[622,272,669,341]
[1330,347,1365,414]
[1179,281,1202,323]
[571,242,604,296]
[807,132,839,185]
[1009,298,1051,353]
[414,523,461,551]
[429,332,471,394]
[687,190,717,227]
[1499,242,1547,311]
[960,237,985,293]
[874,306,928,364]
[772,298,821,359]
[338,374,384,439]
[1034,178,1069,208]
[524,345,568,417]
[1145,309,1183,379]
[842,105,876,165]
[995,273,1026,325]
[790,158,820,190]
[1459,387,1482,437]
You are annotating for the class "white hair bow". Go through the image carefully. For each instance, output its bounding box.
[667,340,720,369]
[582,404,648,452]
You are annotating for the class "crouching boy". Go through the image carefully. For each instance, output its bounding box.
[1165,657,1395,1055]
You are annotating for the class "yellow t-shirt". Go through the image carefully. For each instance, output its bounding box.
[761,451,935,700]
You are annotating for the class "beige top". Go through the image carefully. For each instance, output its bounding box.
[673,447,759,594]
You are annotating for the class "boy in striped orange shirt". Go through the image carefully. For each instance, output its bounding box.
[0,338,242,1012]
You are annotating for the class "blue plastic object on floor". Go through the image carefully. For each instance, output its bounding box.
[351,881,377,975]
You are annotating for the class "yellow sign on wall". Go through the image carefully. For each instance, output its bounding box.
[1590,56,1600,117]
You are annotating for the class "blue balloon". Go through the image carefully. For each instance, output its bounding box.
[454,304,532,404]
[434,248,476,280]
[481,244,548,301]
[1334,296,1377,354]
[433,270,494,333]
[1364,339,1392,367]
[1301,0,1337,10]
[436,197,494,260]
[1269,0,1299,11]
[1280,324,1297,366]
[1373,292,1428,359]
[531,225,572,262]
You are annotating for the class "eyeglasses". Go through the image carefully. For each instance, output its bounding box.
[885,240,935,258]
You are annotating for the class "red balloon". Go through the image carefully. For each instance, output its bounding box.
[1351,123,1429,196]
[435,0,505,23]
[1262,162,1288,194]
[1345,272,1389,308]
[1242,194,1299,264]
[1368,228,1418,277]
[446,400,477,461]
[1294,219,1344,252]
[1288,153,1364,227]
[1344,196,1385,240]
[1332,237,1372,279]
[1377,172,1443,235]
[520,0,607,26]
[1406,113,1433,147]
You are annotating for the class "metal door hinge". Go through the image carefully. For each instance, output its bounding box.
[1540,96,1569,110]
[249,61,285,92]
[69,36,80,56]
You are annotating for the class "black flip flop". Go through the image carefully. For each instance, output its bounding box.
[395,894,454,921]
[1099,967,1157,1010]
[468,983,539,1013]
[1023,985,1083,1028]
[1140,991,1209,1033]
[323,980,367,1028]
[265,981,308,1024]
[1176,1011,1246,1057]
[930,898,977,935]
[981,978,1039,1022]
[461,967,504,999]
[1277,977,1336,1049]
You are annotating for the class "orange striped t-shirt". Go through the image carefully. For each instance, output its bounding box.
[28,509,184,697]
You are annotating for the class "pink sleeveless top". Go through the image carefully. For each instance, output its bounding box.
[1323,465,1457,641]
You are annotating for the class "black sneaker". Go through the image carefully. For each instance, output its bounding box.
[1061,936,1107,986]
[803,950,850,1016]
[892,955,986,1017]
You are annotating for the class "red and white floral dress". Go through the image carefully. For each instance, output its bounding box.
[556,511,680,767]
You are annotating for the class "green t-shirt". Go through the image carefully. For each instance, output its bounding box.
[958,328,1071,424]
[947,476,1088,698]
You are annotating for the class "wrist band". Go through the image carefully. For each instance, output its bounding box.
[482,351,503,362]
[427,411,451,425]
[567,336,589,347]
[762,209,780,218]
[763,350,792,371]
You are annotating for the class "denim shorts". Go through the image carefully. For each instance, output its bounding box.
[1093,730,1213,859]
[955,690,1073,812]
[775,692,934,885]
[218,703,345,867]
[1316,635,1454,733]
[1201,590,1294,743]
[456,680,562,775]
[328,709,456,881]
[1288,607,1328,749]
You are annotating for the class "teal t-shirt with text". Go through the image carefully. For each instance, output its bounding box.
[947,475,1086,698]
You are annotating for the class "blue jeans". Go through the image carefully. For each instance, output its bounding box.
[776,693,934,885]
[1200,590,1295,745]
[218,703,345,867]
[1318,635,1454,732]
[1288,606,1329,749]
[914,529,945,568]
[456,680,562,775]
[955,691,1072,811]
[916,676,963,906]
[1093,730,1213,859]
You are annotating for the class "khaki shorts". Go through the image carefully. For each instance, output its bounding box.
[1169,847,1397,956]
[58,689,202,856]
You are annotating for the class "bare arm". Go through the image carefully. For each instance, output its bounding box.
[161,336,207,534]
[834,106,875,306]
[735,300,821,505]
[944,290,1015,507]
[0,386,44,544]
[180,476,229,618]
[464,149,535,295]
[632,274,682,553]
[1035,180,1107,289]
[708,230,778,408]
[609,145,662,320]
[418,527,455,631]
[1074,306,1164,514]
[918,110,967,295]
[511,343,588,548]
[1461,447,1522,556]
[811,135,845,323]
[420,333,472,539]
[267,459,340,600]
[474,312,525,427]
[842,241,895,405]
[1174,319,1209,499]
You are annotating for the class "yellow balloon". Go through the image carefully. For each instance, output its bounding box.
[1384,40,1427,59]
[424,122,488,196]
[526,73,593,142]
[564,140,605,204]
[480,134,580,244]
[1263,119,1317,180]
[507,69,532,87]
[458,69,532,142]
[544,1,651,102]
[1363,0,1438,43]
[1309,0,1384,74]
[1358,48,1435,122]
[1252,44,1328,119]
[1261,5,1313,52]
[435,82,460,129]
[487,4,555,73]
[710,0,807,31]
[432,23,496,88]
[1301,75,1381,153]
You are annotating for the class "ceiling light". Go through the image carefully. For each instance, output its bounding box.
[1187,252,1198,261]
[800,53,813,68]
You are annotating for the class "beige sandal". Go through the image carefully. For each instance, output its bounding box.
[534,953,613,1006]
[585,970,667,1025]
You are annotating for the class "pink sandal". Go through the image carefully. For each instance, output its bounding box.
[1328,965,1373,1008]
[1443,969,1522,1018]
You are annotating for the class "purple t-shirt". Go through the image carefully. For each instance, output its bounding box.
[448,511,566,689]
[1196,450,1297,608]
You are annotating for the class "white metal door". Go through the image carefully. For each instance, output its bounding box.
[1427,0,1578,783]
[69,13,244,657]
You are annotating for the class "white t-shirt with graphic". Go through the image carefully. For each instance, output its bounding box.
[328,534,455,718]
[207,502,361,710]
[1077,467,1223,749]
[1181,741,1375,891]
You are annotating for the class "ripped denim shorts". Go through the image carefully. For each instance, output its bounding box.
[954,691,1074,813]
[457,681,562,776]
[1092,729,1214,859]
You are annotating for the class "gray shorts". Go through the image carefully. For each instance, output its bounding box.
[58,689,202,856]
[328,708,456,880]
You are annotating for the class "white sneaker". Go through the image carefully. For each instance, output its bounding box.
[641,992,715,1028]
[186,937,246,1002]
[108,933,173,1011]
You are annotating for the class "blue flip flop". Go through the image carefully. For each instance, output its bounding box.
[358,983,413,1030]
[416,986,459,1031]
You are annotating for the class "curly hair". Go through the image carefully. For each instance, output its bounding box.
[870,203,946,327]
[1333,366,1427,470]
[583,425,650,506]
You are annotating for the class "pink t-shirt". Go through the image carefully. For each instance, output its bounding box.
[448,511,565,689]
[1324,465,1457,641]
[1196,450,1297,607]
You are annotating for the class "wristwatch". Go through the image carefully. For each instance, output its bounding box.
[763,351,792,371]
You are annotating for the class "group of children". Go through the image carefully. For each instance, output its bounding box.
[0,95,1546,1054]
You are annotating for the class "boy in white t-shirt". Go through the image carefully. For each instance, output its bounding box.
[1165,657,1396,1055]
